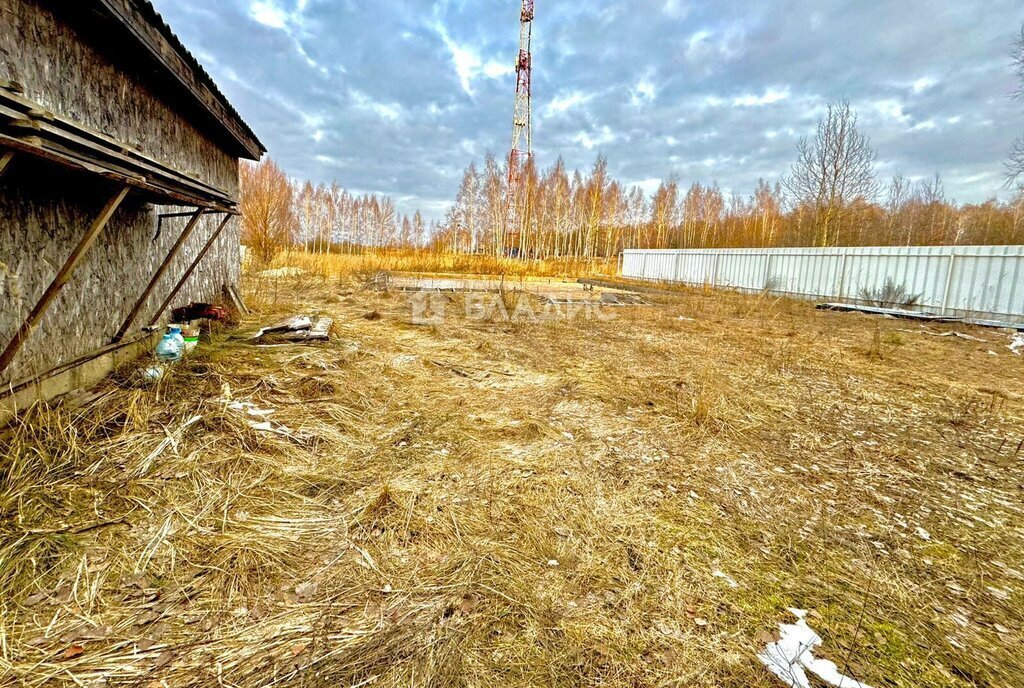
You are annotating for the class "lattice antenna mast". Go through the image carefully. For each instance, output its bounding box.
[510,0,534,164]
[505,0,534,249]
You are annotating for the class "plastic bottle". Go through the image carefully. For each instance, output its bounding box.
[155,333,182,362]
[167,325,186,351]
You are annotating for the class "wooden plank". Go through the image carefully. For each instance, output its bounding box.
[0,88,233,199]
[0,186,130,377]
[1,333,150,399]
[0,150,13,177]
[112,207,207,342]
[147,215,234,327]
[0,133,237,211]
[224,283,249,316]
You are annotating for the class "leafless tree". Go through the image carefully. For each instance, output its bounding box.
[1007,26,1024,186]
[785,100,878,246]
[240,158,297,265]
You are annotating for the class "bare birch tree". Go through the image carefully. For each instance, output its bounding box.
[786,100,878,246]
[1006,25,1024,186]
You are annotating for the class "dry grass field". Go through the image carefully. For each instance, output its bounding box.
[2,268,1023,687]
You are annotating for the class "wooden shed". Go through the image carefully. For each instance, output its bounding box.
[0,0,264,410]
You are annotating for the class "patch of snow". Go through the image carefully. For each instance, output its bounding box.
[758,608,875,688]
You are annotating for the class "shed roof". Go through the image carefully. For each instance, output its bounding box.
[89,0,265,160]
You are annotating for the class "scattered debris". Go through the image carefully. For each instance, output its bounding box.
[820,303,1024,331]
[817,303,955,323]
[1009,333,1024,356]
[250,316,312,340]
[363,310,382,321]
[915,527,931,541]
[898,329,988,342]
[250,315,332,344]
[171,302,227,324]
[758,608,875,688]
[598,292,647,306]
[220,399,295,437]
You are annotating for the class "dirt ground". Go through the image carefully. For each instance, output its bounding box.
[2,274,1023,687]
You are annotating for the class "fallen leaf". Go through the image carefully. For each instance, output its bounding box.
[80,624,112,640]
[153,650,174,670]
[62,644,85,660]
[693,618,709,627]
[23,592,47,606]
[295,581,318,599]
[291,643,308,656]
[136,610,161,626]
[459,593,481,614]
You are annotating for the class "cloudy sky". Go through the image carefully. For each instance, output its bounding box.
[153,0,1024,219]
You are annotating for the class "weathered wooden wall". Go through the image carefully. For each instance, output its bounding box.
[0,169,240,387]
[0,0,239,191]
[0,0,243,387]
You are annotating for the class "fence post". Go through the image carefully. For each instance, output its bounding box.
[762,252,773,291]
[641,253,649,281]
[940,253,957,315]
[674,253,682,283]
[711,253,721,286]
[836,252,849,300]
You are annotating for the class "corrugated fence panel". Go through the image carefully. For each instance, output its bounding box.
[621,245,1024,323]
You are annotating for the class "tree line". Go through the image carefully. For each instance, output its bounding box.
[242,75,1024,262]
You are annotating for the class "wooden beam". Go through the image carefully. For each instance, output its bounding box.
[147,214,234,327]
[1,332,150,399]
[112,207,206,342]
[0,186,130,377]
[0,150,13,177]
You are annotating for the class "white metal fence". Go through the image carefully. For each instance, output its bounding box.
[621,245,1024,323]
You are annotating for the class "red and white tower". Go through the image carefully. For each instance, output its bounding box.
[505,0,534,251]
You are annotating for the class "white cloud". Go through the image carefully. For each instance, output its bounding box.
[573,126,616,150]
[546,90,593,117]
[250,1,288,29]
[432,21,509,96]
[685,27,745,64]
[733,87,790,107]
[483,61,514,78]
[912,76,937,94]
[872,99,909,123]
[351,90,402,122]
[631,79,657,107]
[662,0,690,18]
